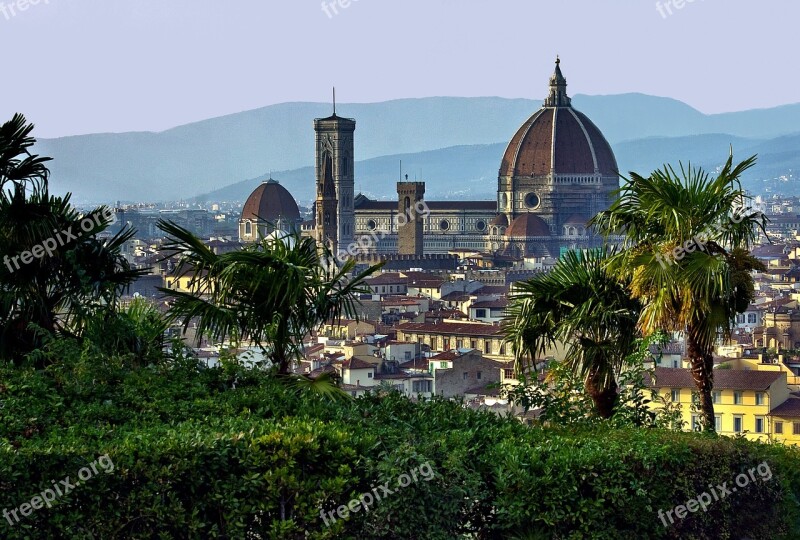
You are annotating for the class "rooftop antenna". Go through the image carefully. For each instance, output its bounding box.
[400,159,402,181]
[333,87,336,116]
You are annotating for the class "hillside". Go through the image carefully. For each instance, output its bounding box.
[200,132,800,206]
[33,95,800,203]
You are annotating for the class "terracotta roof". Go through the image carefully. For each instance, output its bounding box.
[367,273,408,285]
[409,281,446,290]
[472,285,509,296]
[430,350,461,361]
[399,357,429,370]
[506,214,551,238]
[440,291,471,302]
[490,214,509,227]
[302,344,325,357]
[398,321,503,337]
[499,105,617,177]
[769,396,800,417]
[343,357,376,370]
[646,367,784,391]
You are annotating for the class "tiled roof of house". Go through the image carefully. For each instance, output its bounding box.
[366,273,408,285]
[440,291,472,302]
[399,357,429,370]
[769,396,800,417]
[472,285,509,296]
[471,299,509,309]
[646,367,784,391]
[343,357,375,370]
[430,350,461,361]
[302,344,325,357]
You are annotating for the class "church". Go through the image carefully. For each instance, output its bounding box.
[240,58,619,261]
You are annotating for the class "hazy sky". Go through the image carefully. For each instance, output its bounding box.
[1,0,797,137]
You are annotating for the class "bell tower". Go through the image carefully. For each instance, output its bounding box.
[314,93,355,256]
[397,180,425,256]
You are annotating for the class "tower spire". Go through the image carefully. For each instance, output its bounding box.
[544,56,571,108]
[333,87,336,116]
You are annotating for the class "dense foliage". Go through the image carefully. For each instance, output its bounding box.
[1,340,798,539]
[0,114,142,362]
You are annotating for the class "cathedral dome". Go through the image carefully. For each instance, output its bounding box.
[490,214,509,227]
[506,214,550,238]
[499,58,617,178]
[241,179,301,224]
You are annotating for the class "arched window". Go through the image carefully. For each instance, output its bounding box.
[244,221,252,236]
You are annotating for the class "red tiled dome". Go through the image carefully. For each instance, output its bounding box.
[241,179,301,223]
[506,214,550,238]
[499,59,618,178]
[490,214,509,227]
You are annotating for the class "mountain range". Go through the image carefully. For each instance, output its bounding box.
[31,95,800,204]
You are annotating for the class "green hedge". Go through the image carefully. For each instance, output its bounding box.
[1,356,799,539]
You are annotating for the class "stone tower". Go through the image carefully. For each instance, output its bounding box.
[314,109,355,255]
[397,180,425,256]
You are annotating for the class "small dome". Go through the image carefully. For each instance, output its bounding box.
[241,179,301,224]
[490,214,509,227]
[506,214,551,238]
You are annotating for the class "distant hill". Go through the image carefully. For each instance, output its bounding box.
[33,95,800,203]
[200,132,800,206]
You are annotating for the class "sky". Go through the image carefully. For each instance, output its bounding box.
[1,0,797,138]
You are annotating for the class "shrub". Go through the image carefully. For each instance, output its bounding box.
[0,346,798,539]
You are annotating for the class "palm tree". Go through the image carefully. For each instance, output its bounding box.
[503,248,641,418]
[158,221,382,376]
[590,154,766,431]
[0,114,143,362]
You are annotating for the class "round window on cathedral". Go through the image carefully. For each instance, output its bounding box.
[367,219,377,230]
[525,192,541,209]
[476,220,486,232]
[440,220,450,231]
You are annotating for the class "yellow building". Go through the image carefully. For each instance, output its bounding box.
[648,367,799,444]
[769,397,800,445]
[318,319,376,341]
[163,269,211,295]
[395,321,512,361]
